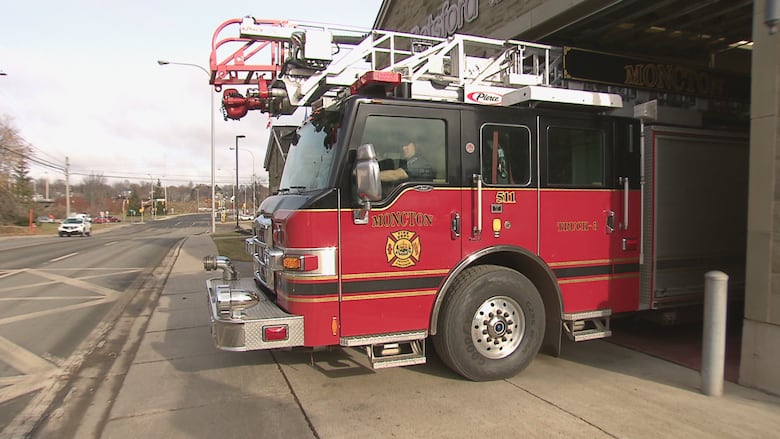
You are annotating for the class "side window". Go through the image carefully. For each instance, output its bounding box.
[547,126,605,187]
[360,115,447,197]
[481,124,532,186]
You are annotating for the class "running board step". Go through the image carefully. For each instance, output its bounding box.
[563,309,612,342]
[367,339,426,369]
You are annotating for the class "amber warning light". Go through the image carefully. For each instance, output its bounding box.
[282,254,319,271]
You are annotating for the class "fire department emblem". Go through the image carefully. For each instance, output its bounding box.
[385,230,421,268]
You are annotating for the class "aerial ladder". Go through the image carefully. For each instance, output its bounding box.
[209,17,622,120]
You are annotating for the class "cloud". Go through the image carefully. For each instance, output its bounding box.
[0,0,381,186]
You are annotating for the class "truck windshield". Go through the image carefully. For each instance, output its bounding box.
[279,118,339,192]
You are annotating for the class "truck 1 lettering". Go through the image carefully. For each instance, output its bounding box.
[556,221,598,232]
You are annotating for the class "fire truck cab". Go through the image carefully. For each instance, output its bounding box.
[209,89,644,381]
[204,19,747,381]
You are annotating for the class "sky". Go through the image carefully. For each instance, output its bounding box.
[0,0,383,188]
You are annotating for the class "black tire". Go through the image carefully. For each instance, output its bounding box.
[85,231,91,236]
[432,265,545,381]
[58,232,64,237]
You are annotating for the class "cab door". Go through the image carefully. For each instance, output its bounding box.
[338,102,461,338]
[459,109,538,258]
[538,115,640,314]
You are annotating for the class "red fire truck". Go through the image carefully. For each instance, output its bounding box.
[204,18,748,381]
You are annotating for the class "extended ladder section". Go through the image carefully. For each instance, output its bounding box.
[209,17,622,118]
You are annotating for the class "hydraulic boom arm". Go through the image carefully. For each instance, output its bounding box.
[209,16,613,120]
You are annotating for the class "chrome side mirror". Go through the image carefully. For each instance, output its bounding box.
[353,143,381,224]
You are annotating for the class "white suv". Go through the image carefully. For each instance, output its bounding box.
[58,217,92,237]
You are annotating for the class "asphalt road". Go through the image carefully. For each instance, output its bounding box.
[1,215,778,438]
[0,214,210,434]
[31,229,780,439]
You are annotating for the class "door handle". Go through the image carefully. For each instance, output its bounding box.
[620,176,629,230]
[472,174,482,239]
[451,212,461,239]
[606,210,615,234]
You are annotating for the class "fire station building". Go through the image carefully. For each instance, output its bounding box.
[370,0,777,394]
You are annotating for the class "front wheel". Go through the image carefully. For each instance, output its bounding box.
[433,265,545,381]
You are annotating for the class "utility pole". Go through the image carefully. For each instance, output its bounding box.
[235,135,245,230]
[149,175,155,220]
[65,157,71,218]
[229,145,256,214]
[163,179,168,215]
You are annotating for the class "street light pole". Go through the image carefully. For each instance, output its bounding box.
[234,135,245,229]
[157,60,217,233]
[148,174,154,220]
[229,146,256,213]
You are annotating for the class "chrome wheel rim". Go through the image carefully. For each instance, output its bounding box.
[471,295,525,359]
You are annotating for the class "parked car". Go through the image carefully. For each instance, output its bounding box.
[36,216,55,223]
[69,213,93,223]
[239,213,254,221]
[94,216,122,224]
[58,217,92,237]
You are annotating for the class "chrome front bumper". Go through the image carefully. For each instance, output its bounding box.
[206,276,305,351]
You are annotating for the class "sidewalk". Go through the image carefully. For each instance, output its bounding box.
[92,231,780,438]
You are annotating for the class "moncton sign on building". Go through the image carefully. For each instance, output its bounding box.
[563,47,750,102]
[410,0,481,38]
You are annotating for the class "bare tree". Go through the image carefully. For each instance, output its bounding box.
[82,173,110,211]
[0,116,33,224]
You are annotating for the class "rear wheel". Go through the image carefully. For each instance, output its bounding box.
[433,264,545,381]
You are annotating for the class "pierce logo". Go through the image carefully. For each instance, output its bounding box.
[467,91,502,105]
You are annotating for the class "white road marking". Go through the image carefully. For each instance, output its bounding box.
[0,297,114,326]
[0,266,135,406]
[0,268,142,294]
[103,241,118,246]
[0,269,26,279]
[0,335,58,403]
[0,375,29,385]
[50,252,78,262]
[0,336,55,373]
[0,371,58,403]
[30,269,122,298]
